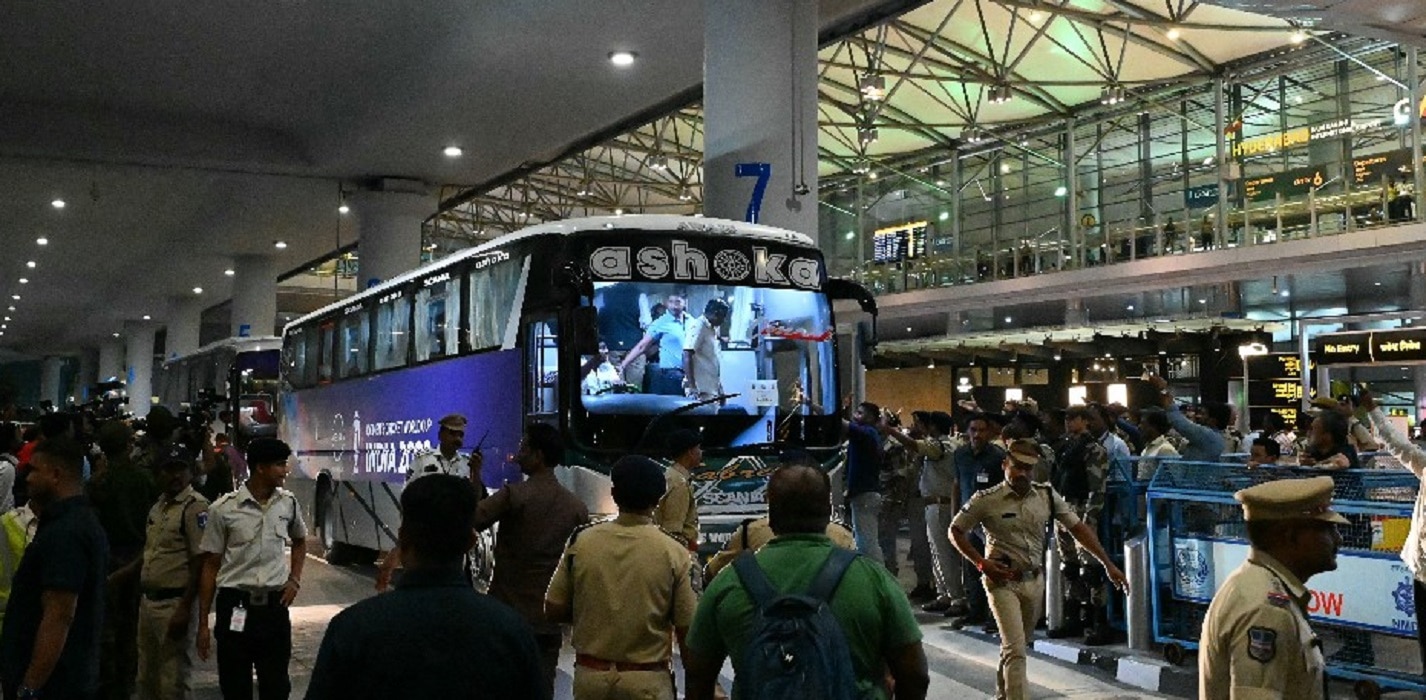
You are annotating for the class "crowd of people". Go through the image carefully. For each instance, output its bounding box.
[0,376,1419,700]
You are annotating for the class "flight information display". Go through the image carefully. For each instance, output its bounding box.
[872,221,928,263]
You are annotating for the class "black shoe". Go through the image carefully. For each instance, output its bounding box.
[907,584,936,603]
[922,597,953,613]
[950,612,988,630]
[943,602,970,618]
[1082,625,1115,646]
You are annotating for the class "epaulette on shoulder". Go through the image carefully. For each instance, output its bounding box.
[211,491,240,508]
[566,520,600,547]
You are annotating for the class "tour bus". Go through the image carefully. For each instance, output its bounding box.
[158,336,282,447]
[278,215,876,566]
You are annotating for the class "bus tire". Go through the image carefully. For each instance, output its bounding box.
[316,478,355,566]
[1162,642,1187,666]
[1353,679,1381,700]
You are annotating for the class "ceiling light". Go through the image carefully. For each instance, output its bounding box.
[859,74,887,102]
[1202,156,1215,166]
[3,317,8,322]
[193,287,203,294]
[576,183,592,197]
[224,269,235,276]
[648,154,669,171]
[1054,185,1068,197]
[1197,298,1207,304]
[988,83,1013,104]
[7,307,13,312]
[852,162,871,174]
[939,211,950,221]
[906,326,913,332]
[1280,290,1289,297]
[1100,85,1127,105]
[857,126,879,146]
[1292,95,1304,104]
[1053,353,1062,361]
[1290,29,1308,44]
[142,315,151,320]
[845,231,855,240]
[25,261,35,269]
[443,146,464,158]
[10,296,18,301]
[1375,281,1383,286]
[1028,10,1045,23]
[274,241,288,249]
[614,208,624,215]
[112,332,120,338]
[1166,27,1181,40]
[609,50,637,67]
[35,237,47,246]
[1126,304,1135,311]
[338,204,350,214]
[17,279,26,285]
[1004,316,1012,323]
[678,186,694,202]
[50,199,65,209]
[1000,163,1012,174]
[868,171,878,180]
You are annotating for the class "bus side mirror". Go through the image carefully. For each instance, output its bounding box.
[572,306,600,356]
[824,279,878,368]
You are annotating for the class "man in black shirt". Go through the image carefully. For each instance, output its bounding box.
[305,474,546,700]
[1,438,109,700]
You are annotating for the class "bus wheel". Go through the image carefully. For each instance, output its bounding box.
[1353,679,1381,700]
[316,479,354,566]
[1162,642,1187,666]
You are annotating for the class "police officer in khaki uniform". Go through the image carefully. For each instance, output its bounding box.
[196,438,307,700]
[953,439,1127,700]
[654,429,701,549]
[136,444,209,700]
[703,515,855,580]
[1199,476,1345,700]
[546,455,697,700]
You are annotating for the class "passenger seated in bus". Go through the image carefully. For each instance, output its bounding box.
[581,342,625,395]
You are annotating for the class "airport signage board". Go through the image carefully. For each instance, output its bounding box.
[1314,329,1426,365]
[1184,183,1219,209]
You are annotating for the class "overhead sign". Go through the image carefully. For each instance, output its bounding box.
[872,221,928,264]
[1185,184,1219,209]
[1314,329,1426,365]
[587,236,823,290]
[1232,115,1391,159]
[1243,165,1328,203]
[1352,147,1425,186]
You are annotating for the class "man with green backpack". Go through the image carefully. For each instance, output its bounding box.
[683,465,929,700]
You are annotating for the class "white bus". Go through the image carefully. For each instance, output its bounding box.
[158,336,282,447]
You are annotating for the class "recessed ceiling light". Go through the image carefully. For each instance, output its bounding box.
[112,332,120,338]
[1198,298,1207,304]
[25,261,35,269]
[338,204,350,214]
[193,287,203,294]
[274,241,288,249]
[1126,304,1135,311]
[1290,29,1308,44]
[1375,281,1383,286]
[224,269,235,276]
[608,51,637,67]
[1280,290,1289,297]
[17,279,27,285]
[10,296,18,301]
[1004,316,1012,323]
[7,306,14,312]
[3,317,9,322]
[906,327,913,333]
[443,146,464,158]
[142,315,151,320]
[50,199,65,209]
[35,237,47,246]
[1166,27,1181,40]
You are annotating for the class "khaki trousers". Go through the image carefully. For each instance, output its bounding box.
[572,666,674,700]
[985,574,1046,700]
[135,596,198,700]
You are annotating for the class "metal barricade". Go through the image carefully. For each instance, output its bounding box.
[1146,460,1424,697]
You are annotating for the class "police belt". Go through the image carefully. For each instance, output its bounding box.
[141,587,186,602]
[218,586,285,607]
[575,654,670,673]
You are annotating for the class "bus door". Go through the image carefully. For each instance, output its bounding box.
[523,314,560,420]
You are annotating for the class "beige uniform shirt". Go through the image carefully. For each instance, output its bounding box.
[546,513,697,664]
[703,518,855,579]
[952,482,1080,573]
[141,486,210,590]
[1199,551,1325,700]
[199,485,307,589]
[653,464,699,546]
[1139,436,1181,480]
[683,316,722,397]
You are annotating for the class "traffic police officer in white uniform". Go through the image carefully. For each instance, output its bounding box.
[196,438,307,700]
[407,414,477,485]
[1199,476,1345,700]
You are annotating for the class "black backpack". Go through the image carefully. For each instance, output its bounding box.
[731,548,864,700]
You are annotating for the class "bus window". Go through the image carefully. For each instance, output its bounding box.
[282,331,305,389]
[468,255,526,351]
[373,294,411,371]
[338,311,369,378]
[527,318,559,416]
[415,277,459,362]
[317,322,336,384]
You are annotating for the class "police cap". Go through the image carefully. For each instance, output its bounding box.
[1234,476,1349,524]
[439,414,468,432]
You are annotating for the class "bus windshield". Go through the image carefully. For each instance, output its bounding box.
[576,280,838,450]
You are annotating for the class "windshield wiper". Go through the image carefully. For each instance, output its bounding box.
[635,393,741,451]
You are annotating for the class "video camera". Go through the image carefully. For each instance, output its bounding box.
[178,387,222,434]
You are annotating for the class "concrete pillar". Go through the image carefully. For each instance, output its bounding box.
[167,295,205,360]
[39,356,64,408]
[99,338,125,383]
[703,0,819,240]
[351,188,433,290]
[75,351,97,402]
[1410,47,1425,223]
[124,320,158,419]
[231,255,278,339]
[1214,79,1230,246]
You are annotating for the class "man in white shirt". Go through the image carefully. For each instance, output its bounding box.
[1360,389,1426,671]
[683,299,730,401]
[1136,409,1180,481]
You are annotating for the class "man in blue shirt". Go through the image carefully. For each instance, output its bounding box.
[1148,374,1225,461]
[844,402,886,565]
[618,292,688,395]
[950,415,1005,629]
